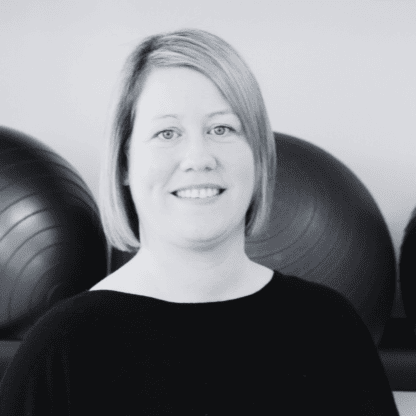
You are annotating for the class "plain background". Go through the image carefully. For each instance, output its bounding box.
[1,1,415,412]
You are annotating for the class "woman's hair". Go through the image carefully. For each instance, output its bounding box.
[99,28,277,253]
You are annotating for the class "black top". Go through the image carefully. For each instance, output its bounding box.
[0,270,399,415]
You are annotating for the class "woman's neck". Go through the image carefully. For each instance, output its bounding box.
[126,245,255,302]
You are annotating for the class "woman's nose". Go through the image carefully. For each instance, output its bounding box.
[179,134,217,171]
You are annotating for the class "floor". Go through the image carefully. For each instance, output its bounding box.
[393,392,416,415]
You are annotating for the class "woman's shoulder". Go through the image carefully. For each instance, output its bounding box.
[275,271,358,320]
[22,289,149,347]
[23,291,110,341]
[275,270,340,298]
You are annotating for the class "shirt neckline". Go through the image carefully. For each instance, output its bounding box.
[88,269,279,306]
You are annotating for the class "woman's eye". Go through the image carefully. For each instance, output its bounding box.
[212,126,232,136]
[157,130,177,140]
[156,126,233,141]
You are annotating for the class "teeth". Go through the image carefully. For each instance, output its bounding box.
[176,188,221,199]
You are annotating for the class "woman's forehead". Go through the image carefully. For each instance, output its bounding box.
[134,67,237,121]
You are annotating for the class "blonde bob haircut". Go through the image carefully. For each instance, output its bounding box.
[99,28,277,253]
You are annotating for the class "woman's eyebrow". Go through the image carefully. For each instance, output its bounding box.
[152,110,238,120]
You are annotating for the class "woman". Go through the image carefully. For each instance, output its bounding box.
[0,28,399,415]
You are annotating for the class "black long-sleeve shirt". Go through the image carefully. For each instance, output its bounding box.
[0,270,399,415]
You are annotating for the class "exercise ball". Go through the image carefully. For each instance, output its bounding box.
[247,132,396,345]
[399,207,416,322]
[0,126,108,339]
[110,132,396,346]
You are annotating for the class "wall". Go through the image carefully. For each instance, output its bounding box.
[1,0,415,314]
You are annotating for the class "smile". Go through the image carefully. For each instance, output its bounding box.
[171,189,226,204]
[174,188,225,199]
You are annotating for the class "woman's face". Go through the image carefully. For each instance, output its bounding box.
[126,66,255,248]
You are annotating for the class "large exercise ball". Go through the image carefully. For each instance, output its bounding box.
[0,126,108,339]
[399,207,416,322]
[110,132,396,346]
[247,132,396,345]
